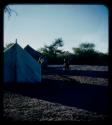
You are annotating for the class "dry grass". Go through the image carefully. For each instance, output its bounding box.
[42,75,108,86]
[3,65,108,121]
[3,91,107,121]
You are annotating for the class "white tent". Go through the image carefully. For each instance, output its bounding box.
[4,42,41,84]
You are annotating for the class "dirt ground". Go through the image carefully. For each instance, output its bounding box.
[3,65,108,121]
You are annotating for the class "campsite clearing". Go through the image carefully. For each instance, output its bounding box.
[3,65,108,121]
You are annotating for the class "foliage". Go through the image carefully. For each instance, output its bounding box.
[4,5,17,17]
[72,48,81,55]
[72,43,95,56]
[38,38,64,63]
[72,43,108,65]
[39,41,108,65]
[4,43,15,50]
[79,43,95,50]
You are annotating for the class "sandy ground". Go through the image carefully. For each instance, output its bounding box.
[48,65,108,71]
[3,91,107,121]
[3,65,108,121]
[42,75,108,86]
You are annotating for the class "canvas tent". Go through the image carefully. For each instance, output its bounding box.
[24,45,47,65]
[4,42,41,84]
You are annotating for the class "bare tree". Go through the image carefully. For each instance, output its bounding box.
[4,5,17,17]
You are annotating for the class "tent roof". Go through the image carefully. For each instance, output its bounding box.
[24,45,44,61]
[4,43,41,83]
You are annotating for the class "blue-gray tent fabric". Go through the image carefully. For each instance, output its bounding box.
[4,43,41,83]
[4,45,17,83]
[24,45,47,64]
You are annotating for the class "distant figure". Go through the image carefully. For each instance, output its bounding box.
[38,56,48,72]
[63,58,69,70]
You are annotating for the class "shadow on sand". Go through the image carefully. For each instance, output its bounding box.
[5,74,108,115]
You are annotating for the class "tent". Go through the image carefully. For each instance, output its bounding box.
[4,42,41,84]
[24,45,47,65]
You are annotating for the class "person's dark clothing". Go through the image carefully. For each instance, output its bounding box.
[64,58,69,70]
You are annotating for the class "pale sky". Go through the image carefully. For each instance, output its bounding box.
[4,4,108,53]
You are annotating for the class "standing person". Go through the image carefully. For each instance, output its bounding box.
[66,57,69,70]
[64,58,69,70]
[63,58,66,70]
